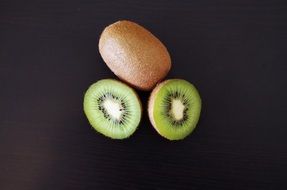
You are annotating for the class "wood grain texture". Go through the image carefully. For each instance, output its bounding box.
[0,0,287,189]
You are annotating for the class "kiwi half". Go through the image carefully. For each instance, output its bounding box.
[148,79,201,140]
[84,79,142,139]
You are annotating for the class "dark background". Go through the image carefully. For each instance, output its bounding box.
[1,0,287,189]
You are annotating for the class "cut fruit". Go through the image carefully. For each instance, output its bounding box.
[84,79,142,139]
[148,79,201,140]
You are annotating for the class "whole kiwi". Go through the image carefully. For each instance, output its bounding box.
[99,20,171,91]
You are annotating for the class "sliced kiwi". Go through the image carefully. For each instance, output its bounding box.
[83,79,142,139]
[148,79,201,140]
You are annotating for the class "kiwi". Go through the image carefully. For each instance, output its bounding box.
[148,79,201,140]
[99,20,171,91]
[83,79,142,139]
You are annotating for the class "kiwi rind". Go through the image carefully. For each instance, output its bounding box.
[84,79,142,139]
[148,79,201,140]
[99,20,171,91]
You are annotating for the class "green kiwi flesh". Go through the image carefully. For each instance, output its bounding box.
[148,79,201,140]
[84,79,142,139]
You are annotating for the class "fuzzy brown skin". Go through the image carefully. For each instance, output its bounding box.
[148,80,170,132]
[99,20,171,91]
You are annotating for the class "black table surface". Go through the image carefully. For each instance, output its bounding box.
[1,0,287,189]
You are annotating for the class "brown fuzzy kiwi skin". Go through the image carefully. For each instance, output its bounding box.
[148,80,170,133]
[99,20,171,91]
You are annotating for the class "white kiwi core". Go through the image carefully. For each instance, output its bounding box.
[103,98,123,121]
[170,99,185,121]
